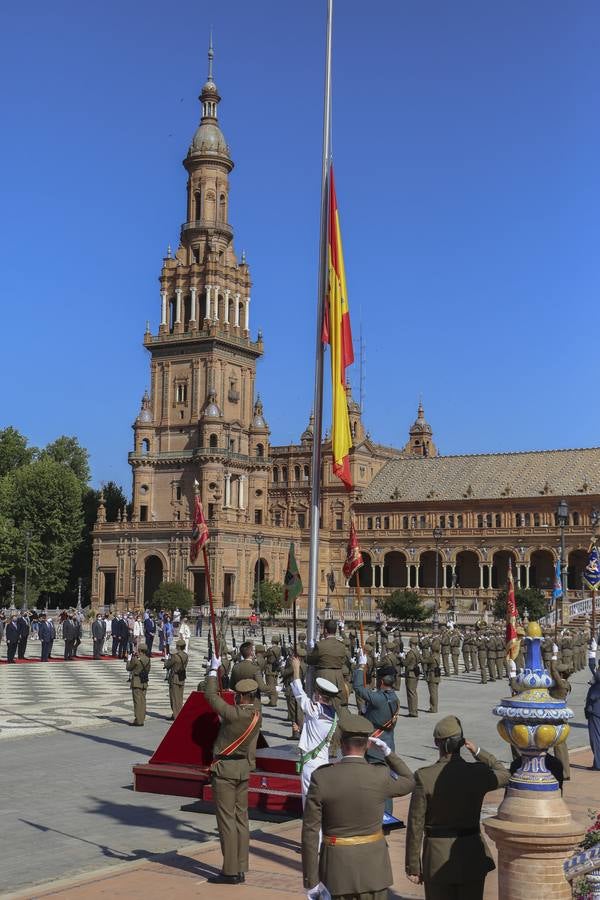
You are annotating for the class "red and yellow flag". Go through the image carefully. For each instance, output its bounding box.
[322,165,354,490]
[190,492,209,563]
[505,560,520,661]
[343,518,363,582]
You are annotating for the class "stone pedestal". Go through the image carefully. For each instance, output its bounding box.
[485,793,585,900]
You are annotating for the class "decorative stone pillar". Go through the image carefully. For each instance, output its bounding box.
[224,473,231,508]
[190,286,197,324]
[224,288,230,324]
[234,293,241,327]
[244,297,250,331]
[238,475,246,510]
[160,291,167,328]
[484,623,585,900]
[205,285,212,320]
[174,288,182,324]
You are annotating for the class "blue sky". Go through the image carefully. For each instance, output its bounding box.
[1,1,599,490]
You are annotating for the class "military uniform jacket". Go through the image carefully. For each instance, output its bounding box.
[230,658,268,693]
[450,633,460,654]
[404,648,420,679]
[205,673,262,778]
[306,635,351,695]
[302,754,415,894]
[549,660,571,700]
[422,650,441,683]
[126,654,151,689]
[406,749,510,884]
[352,673,399,754]
[164,649,188,685]
[265,645,282,672]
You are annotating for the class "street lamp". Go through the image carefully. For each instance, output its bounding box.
[556,499,569,627]
[23,528,32,611]
[10,575,16,610]
[433,526,443,629]
[77,577,83,611]
[254,532,264,613]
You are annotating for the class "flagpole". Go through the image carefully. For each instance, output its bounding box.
[307,0,334,653]
[203,544,222,690]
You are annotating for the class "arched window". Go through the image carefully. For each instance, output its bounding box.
[367,517,373,530]
[524,513,531,526]
[572,511,580,526]
[303,465,310,480]
[194,191,201,221]
[141,438,150,455]
[457,514,463,528]
[486,513,493,528]
[294,465,301,481]
[495,513,502,528]
[419,515,426,529]
[439,515,446,528]
[282,466,288,482]
[209,433,218,448]
[410,515,417,529]
[533,512,541,527]
[477,514,484,528]
[516,513,522,527]
[402,515,409,529]
[205,190,215,221]
[256,443,264,459]
[273,466,279,483]
[218,193,226,223]
[375,516,381,529]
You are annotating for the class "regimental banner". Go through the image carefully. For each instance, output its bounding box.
[283,542,303,608]
[343,518,364,582]
[583,544,600,592]
[505,560,520,661]
[190,493,209,563]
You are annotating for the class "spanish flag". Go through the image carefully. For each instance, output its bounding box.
[505,560,520,662]
[322,166,354,490]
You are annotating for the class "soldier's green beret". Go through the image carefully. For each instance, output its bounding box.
[235,678,258,694]
[176,638,186,648]
[138,644,148,653]
[340,714,374,737]
[433,715,463,740]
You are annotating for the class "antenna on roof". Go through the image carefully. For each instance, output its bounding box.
[359,323,366,416]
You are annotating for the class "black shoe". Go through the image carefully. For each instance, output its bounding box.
[128,722,143,727]
[238,873,246,883]
[207,873,241,884]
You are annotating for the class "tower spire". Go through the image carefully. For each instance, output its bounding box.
[207,31,214,81]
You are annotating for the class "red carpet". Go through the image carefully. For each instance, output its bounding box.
[1,652,166,665]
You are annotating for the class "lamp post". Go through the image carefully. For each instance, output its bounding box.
[10,575,16,610]
[77,577,83,612]
[254,532,264,613]
[23,528,32,611]
[433,526,443,629]
[556,499,569,627]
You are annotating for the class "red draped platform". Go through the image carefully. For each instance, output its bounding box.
[132,690,302,816]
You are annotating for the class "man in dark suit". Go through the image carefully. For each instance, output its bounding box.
[91,614,106,659]
[111,616,122,657]
[17,612,30,659]
[6,616,19,663]
[144,614,156,655]
[62,614,76,660]
[38,613,54,661]
[73,616,83,657]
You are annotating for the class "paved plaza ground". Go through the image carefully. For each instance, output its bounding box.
[1,629,597,898]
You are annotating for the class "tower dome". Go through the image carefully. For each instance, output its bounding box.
[410,400,432,436]
[301,411,315,444]
[136,390,152,424]
[404,400,437,457]
[188,39,231,163]
[202,388,222,419]
[252,396,268,430]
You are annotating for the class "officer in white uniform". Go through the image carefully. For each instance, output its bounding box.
[291,656,339,806]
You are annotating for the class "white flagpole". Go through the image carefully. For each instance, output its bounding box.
[307,0,334,652]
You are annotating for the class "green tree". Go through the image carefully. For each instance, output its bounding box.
[252,579,284,618]
[0,459,84,602]
[40,436,90,485]
[0,427,36,477]
[377,589,429,627]
[493,587,547,622]
[150,580,193,613]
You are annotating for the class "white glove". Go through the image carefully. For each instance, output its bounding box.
[368,735,392,757]
[307,884,331,900]
[552,643,558,655]
[211,655,222,671]
[358,650,368,666]
[508,659,517,677]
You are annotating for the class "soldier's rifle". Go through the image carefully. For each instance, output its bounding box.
[262,624,267,647]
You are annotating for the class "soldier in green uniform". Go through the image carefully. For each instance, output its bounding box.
[422,644,441,714]
[477,631,488,684]
[126,643,151,726]
[302,714,414,900]
[403,638,421,717]
[406,715,510,899]
[306,619,351,705]
[440,626,451,677]
[264,636,281,706]
[282,645,306,738]
[541,629,554,670]
[469,628,478,672]
[205,656,262,885]
[462,629,472,673]
[229,641,268,695]
[163,637,188,719]
[450,628,461,675]
[486,632,496,682]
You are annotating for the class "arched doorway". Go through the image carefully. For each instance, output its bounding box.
[568,548,588,590]
[492,551,517,590]
[253,557,268,586]
[358,551,373,588]
[419,550,443,589]
[456,550,479,589]
[529,549,555,590]
[144,556,163,607]
[383,551,408,588]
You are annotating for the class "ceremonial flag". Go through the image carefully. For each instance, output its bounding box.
[583,544,600,591]
[343,518,364,582]
[283,542,303,608]
[322,166,354,490]
[505,560,520,661]
[551,556,563,608]
[190,487,209,563]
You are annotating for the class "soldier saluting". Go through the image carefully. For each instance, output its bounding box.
[126,643,151,726]
[163,637,188,719]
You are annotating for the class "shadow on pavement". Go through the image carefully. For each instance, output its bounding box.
[86,796,218,843]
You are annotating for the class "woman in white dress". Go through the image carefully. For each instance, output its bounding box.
[179,617,191,653]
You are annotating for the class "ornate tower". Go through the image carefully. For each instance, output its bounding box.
[403,400,437,457]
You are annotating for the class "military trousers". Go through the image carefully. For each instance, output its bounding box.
[424,877,485,900]
[494,657,503,681]
[470,650,478,671]
[169,681,184,718]
[405,676,419,716]
[441,653,450,676]
[427,680,438,713]
[553,738,570,780]
[462,650,471,672]
[211,773,250,875]
[451,653,460,676]
[487,657,495,681]
[331,889,389,900]
[131,686,147,724]
[478,654,488,683]
[265,673,278,706]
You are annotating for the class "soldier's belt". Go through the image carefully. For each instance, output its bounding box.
[322,830,384,846]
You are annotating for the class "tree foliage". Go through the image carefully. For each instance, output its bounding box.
[252,579,284,618]
[40,436,90,485]
[494,587,547,622]
[0,459,84,602]
[377,589,429,626]
[0,427,36,478]
[150,580,193,613]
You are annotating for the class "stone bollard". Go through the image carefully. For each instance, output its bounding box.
[483,622,585,900]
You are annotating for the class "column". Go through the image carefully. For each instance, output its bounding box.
[224,473,231,508]
[238,475,246,510]
[487,563,493,589]
[524,564,530,589]
[190,286,197,323]
[244,296,250,330]
[206,285,212,320]
[371,564,376,588]
[160,291,167,327]
[175,288,182,324]
[214,286,220,321]
[479,564,485,589]
[378,564,384,588]
[415,563,420,589]
[224,288,230,324]
[234,293,241,326]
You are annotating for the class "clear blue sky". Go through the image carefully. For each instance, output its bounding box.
[2,1,599,491]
